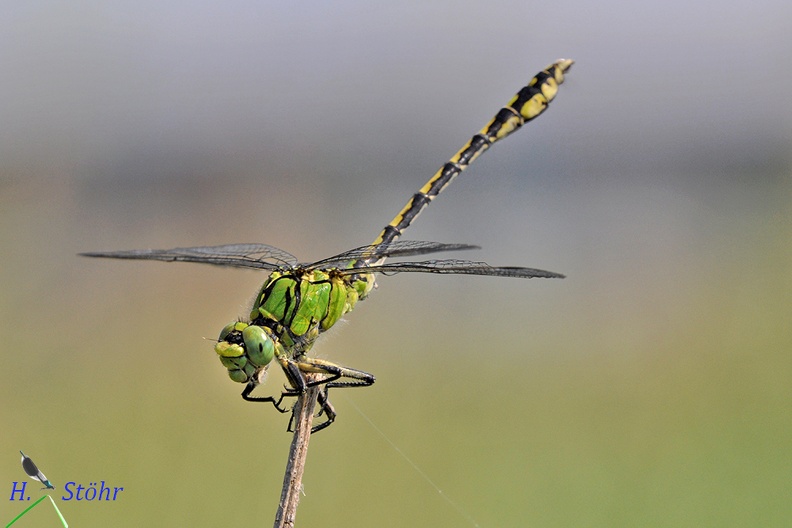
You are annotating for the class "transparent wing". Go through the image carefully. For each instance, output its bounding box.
[305,241,480,270]
[80,243,298,270]
[336,259,565,279]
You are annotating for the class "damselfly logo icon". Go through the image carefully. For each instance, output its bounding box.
[20,450,55,490]
[8,451,68,527]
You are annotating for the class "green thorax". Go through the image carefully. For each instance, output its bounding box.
[250,268,375,354]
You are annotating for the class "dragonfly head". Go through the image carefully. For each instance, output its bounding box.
[214,322,276,384]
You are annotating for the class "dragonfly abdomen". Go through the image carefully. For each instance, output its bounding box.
[363,59,573,260]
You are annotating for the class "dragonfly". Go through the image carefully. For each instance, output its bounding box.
[82,59,573,432]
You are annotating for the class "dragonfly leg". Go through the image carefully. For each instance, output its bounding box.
[285,387,337,434]
[277,356,374,392]
[293,358,374,432]
[311,388,337,433]
[294,357,376,389]
[240,381,291,413]
[257,356,374,433]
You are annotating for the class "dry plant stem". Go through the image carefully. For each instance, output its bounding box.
[273,377,321,528]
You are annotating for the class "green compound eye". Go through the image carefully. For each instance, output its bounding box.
[242,325,275,367]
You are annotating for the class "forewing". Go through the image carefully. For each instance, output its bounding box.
[337,259,565,279]
[306,241,480,269]
[80,243,298,270]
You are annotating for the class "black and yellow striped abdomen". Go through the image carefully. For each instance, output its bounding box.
[364,59,573,259]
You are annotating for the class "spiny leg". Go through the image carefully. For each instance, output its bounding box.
[296,358,374,433]
[242,381,331,434]
[278,357,376,403]
[295,357,376,389]
[239,351,311,411]
[275,355,376,395]
[241,355,373,432]
[276,357,374,433]
[241,381,292,413]
[286,387,338,434]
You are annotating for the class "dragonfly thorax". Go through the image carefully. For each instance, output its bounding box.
[248,269,370,349]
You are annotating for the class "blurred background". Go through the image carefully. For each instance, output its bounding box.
[1,1,790,526]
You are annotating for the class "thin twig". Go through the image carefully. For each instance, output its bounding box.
[273,377,320,528]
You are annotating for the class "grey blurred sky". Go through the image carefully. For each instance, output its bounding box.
[3,0,789,182]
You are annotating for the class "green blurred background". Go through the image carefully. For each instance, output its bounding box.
[2,1,790,526]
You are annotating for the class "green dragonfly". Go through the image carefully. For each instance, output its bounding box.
[83,59,573,432]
